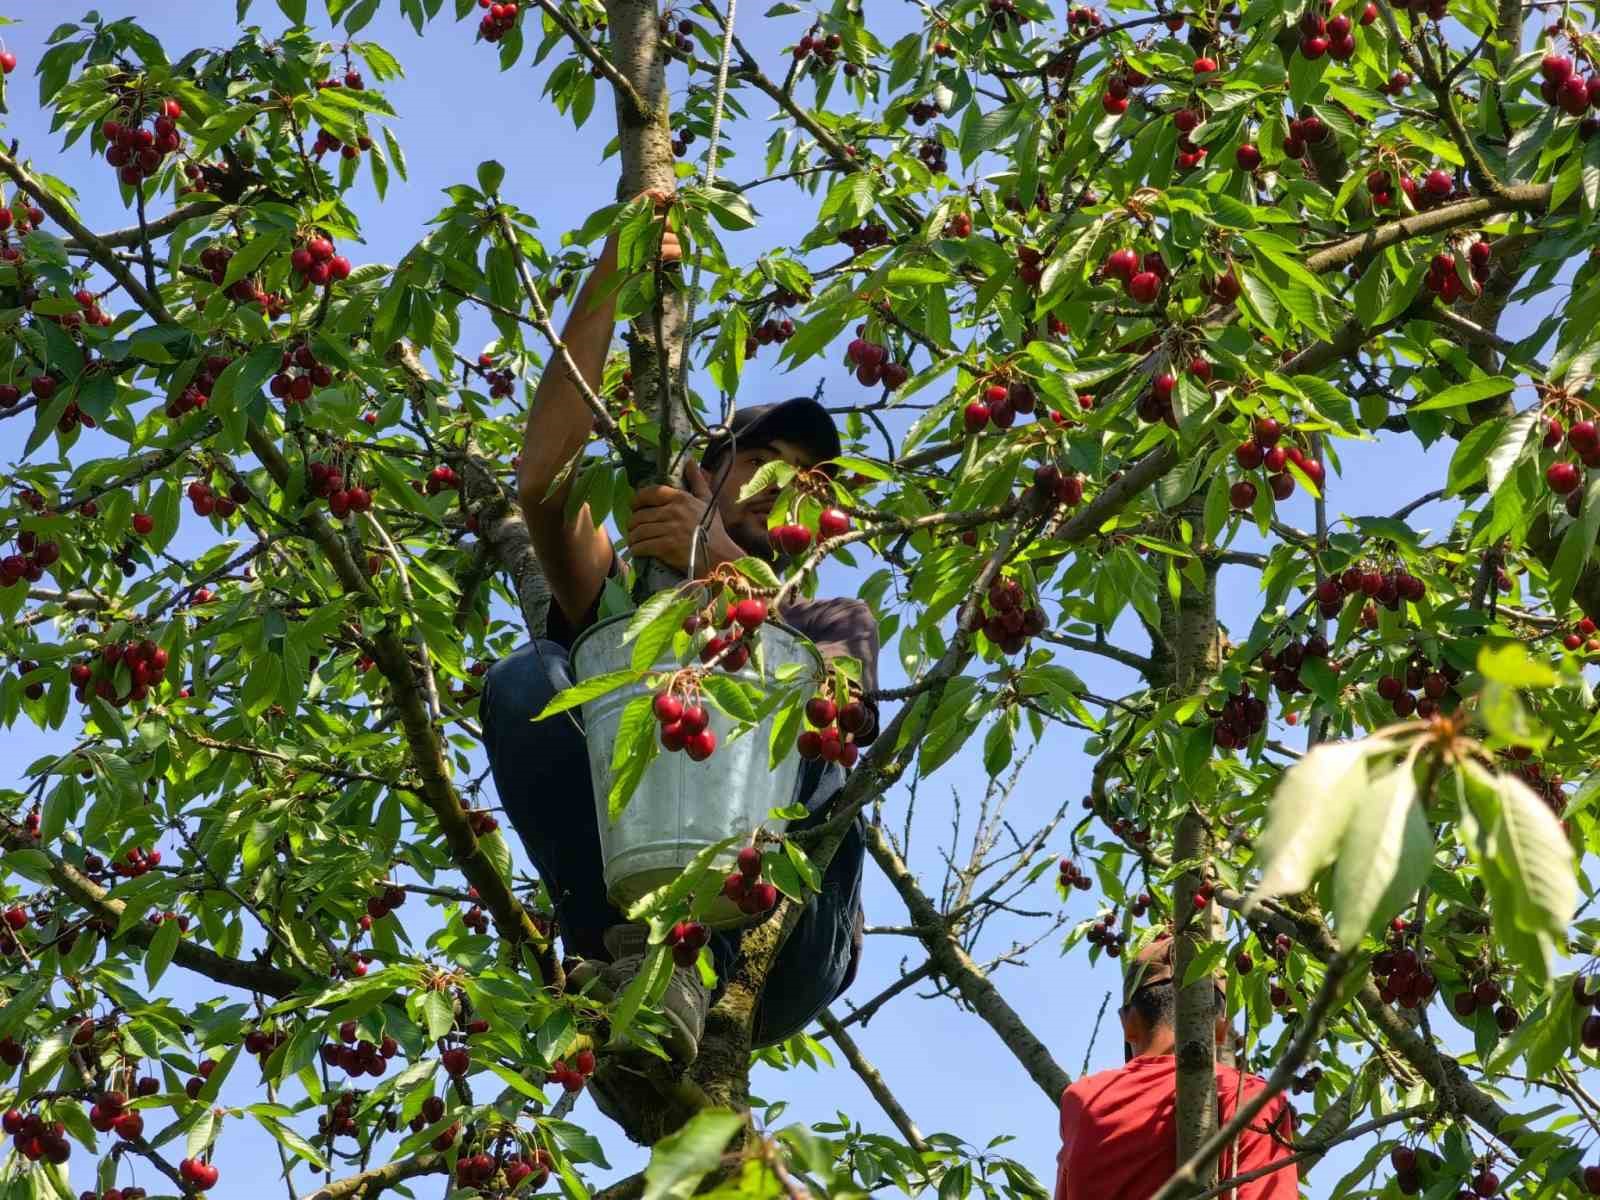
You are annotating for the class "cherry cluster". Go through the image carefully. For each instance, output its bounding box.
[177,1157,220,1190]
[1099,65,1148,116]
[1542,413,1600,497]
[549,1048,596,1093]
[319,1089,369,1140]
[476,352,518,398]
[242,1026,290,1062]
[1230,418,1324,508]
[837,220,890,256]
[744,313,796,360]
[168,352,233,419]
[0,529,60,588]
[1281,113,1329,160]
[1289,1066,1325,1095]
[917,136,948,173]
[144,909,191,934]
[185,479,238,520]
[466,808,498,837]
[1102,246,1166,304]
[70,640,169,709]
[1057,858,1092,891]
[845,335,909,389]
[965,379,1038,432]
[1373,943,1439,1011]
[1136,370,1181,428]
[722,845,779,915]
[291,234,353,289]
[462,902,490,934]
[979,576,1044,656]
[269,344,335,406]
[424,463,462,495]
[1296,3,1376,61]
[796,694,868,766]
[1564,615,1599,652]
[1387,1148,1446,1199]
[1423,238,1491,303]
[4,1109,70,1165]
[477,0,520,42]
[200,242,286,314]
[1538,51,1600,117]
[307,461,374,520]
[365,883,408,922]
[100,98,184,188]
[652,687,717,761]
[793,27,843,68]
[1085,910,1126,957]
[943,211,973,238]
[1033,462,1085,508]
[657,11,695,55]
[1067,6,1104,29]
[1375,653,1460,718]
[666,919,710,966]
[1324,560,1429,619]
[59,286,113,331]
[407,1094,448,1135]
[312,127,374,161]
[768,522,814,556]
[1500,746,1568,818]
[11,659,43,701]
[1209,686,1267,751]
[319,1021,400,1079]
[984,0,1020,30]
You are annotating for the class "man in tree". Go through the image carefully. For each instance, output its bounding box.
[480,198,878,1066]
[1055,933,1297,1200]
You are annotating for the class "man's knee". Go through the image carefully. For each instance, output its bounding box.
[482,641,579,742]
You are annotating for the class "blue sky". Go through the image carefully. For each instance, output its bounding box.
[0,2,1563,1197]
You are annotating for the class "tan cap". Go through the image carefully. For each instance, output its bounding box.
[1122,931,1175,1003]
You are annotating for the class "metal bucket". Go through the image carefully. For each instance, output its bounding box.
[570,612,821,920]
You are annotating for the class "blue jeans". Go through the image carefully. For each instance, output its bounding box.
[482,640,865,1046]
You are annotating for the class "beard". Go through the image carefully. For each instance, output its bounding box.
[726,516,776,561]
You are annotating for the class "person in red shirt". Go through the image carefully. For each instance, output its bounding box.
[1056,933,1298,1200]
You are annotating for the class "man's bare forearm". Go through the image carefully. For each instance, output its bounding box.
[515,237,620,519]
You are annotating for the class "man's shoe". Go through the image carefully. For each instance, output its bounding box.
[596,923,709,1064]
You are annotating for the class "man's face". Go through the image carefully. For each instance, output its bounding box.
[709,437,815,558]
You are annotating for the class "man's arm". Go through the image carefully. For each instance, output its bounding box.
[516,195,678,627]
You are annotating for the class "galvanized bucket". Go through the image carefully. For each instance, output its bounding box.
[570,612,821,919]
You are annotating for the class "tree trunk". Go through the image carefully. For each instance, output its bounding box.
[1147,505,1223,1195]
[603,0,693,600]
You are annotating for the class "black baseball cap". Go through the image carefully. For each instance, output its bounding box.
[698,396,842,470]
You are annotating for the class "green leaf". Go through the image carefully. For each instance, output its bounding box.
[276,0,308,21]
[535,666,643,720]
[641,1109,746,1200]
[783,839,822,894]
[702,186,756,231]
[257,1114,327,1169]
[423,989,455,1041]
[1248,738,1392,907]
[627,592,696,673]
[186,1108,217,1160]
[1487,409,1538,493]
[1477,642,1557,688]
[1331,760,1433,950]
[0,977,48,1039]
[222,230,288,289]
[1446,416,1506,495]
[1409,375,1515,413]
[476,159,506,195]
[145,915,181,988]
[607,694,661,822]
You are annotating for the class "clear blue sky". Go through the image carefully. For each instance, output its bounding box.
[0,3,1560,1197]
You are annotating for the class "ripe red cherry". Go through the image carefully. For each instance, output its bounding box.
[1235,441,1263,469]
[1584,1164,1600,1195]
[652,692,684,724]
[1423,169,1454,197]
[1104,247,1139,281]
[0,53,15,75]
[131,512,155,535]
[1548,461,1582,494]
[685,729,717,761]
[1128,271,1161,303]
[733,598,768,628]
[737,846,762,878]
[963,401,991,432]
[818,507,850,537]
[806,697,838,727]
[1229,480,1257,510]
[1193,55,1218,74]
[1253,417,1282,446]
[1235,143,1261,171]
[1542,52,1574,83]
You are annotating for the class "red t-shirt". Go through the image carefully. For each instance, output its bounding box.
[1055,1055,1297,1200]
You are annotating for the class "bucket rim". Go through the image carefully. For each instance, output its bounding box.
[569,607,824,680]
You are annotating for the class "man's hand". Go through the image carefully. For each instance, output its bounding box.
[604,188,682,272]
[626,461,739,575]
